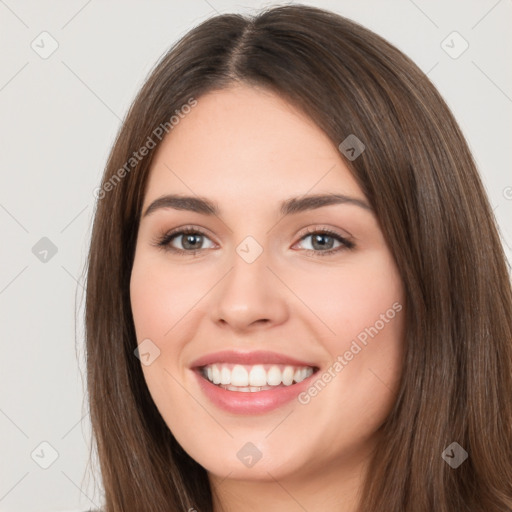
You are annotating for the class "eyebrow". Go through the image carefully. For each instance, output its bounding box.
[142,193,372,219]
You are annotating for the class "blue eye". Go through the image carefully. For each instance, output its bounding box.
[157,227,215,254]
[294,228,355,256]
[155,226,355,256]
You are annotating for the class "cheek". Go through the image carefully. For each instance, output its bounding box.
[130,255,200,422]
[292,251,405,417]
[130,266,168,342]
[290,250,404,347]
[130,255,207,342]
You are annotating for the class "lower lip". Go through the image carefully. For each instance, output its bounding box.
[193,369,317,414]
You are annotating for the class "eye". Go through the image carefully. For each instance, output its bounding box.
[153,225,355,257]
[293,227,355,256]
[155,227,215,255]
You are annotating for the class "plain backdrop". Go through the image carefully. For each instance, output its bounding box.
[0,1,511,511]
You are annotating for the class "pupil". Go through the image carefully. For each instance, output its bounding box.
[312,234,333,250]
[183,234,202,250]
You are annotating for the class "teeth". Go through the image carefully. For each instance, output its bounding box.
[282,366,294,386]
[223,384,275,392]
[231,365,249,386]
[220,366,230,385]
[212,365,221,384]
[267,365,282,386]
[249,365,267,386]
[202,363,314,391]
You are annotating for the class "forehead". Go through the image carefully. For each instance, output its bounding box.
[144,85,364,208]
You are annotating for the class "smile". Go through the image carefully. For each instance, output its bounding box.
[191,350,319,414]
[200,363,315,392]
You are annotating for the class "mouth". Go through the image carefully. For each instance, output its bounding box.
[198,363,316,392]
[190,350,320,414]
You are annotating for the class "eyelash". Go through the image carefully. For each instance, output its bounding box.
[154,225,355,258]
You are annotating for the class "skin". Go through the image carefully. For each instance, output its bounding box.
[130,84,405,512]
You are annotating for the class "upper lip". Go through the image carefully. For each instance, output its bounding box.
[190,350,318,369]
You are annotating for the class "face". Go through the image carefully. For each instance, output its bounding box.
[130,84,405,486]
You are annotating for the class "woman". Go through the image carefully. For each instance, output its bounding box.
[85,4,512,511]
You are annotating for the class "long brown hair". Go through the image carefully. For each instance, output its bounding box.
[85,4,512,511]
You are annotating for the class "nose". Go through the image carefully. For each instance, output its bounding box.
[209,245,289,332]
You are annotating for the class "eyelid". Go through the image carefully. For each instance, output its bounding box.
[294,224,354,243]
[152,225,217,251]
[153,224,355,255]
[292,225,355,252]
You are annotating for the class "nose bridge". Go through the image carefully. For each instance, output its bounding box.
[209,234,288,329]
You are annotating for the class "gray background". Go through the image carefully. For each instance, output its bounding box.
[1,1,511,511]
